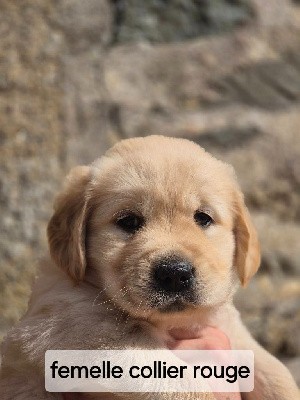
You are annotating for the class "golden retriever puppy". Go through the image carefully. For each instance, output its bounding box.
[0,136,298,400]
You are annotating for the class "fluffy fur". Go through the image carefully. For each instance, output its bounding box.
[0,136,298,400]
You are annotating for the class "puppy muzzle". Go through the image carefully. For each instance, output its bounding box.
[150,255,197,312]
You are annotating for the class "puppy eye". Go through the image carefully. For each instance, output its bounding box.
[194,211,213,228]
[115,212,144,234]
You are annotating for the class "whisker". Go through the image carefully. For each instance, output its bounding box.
[93,285,127,307]
[92,281,115,307]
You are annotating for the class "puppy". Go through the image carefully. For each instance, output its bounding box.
[0,136,298,400]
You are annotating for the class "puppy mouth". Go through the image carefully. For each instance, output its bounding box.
[148,291,198,313]
[158,299,188,313]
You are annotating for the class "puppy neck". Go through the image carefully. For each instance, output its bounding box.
[148,302,237,342]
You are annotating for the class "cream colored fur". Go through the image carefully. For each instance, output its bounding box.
[0,136,298,400]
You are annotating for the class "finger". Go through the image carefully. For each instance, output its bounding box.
[169,337,231,350]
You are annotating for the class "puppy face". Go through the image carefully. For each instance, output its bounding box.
[47,136,260,320]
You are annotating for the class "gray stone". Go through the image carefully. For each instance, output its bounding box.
[111,0,254,44]
[253,214,300,276]
[214,59,300,110]
[50,0,113,51]
[284,357,300,387]
[235,275,300,356]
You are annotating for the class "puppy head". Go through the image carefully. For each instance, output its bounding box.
[47,136,260,318]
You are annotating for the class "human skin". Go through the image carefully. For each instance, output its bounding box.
[168,326,242,400]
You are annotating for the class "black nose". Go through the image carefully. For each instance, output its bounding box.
[153,257,195,293]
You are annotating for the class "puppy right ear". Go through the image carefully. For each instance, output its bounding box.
[47,166,91,282]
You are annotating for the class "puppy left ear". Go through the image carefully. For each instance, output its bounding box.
[234,191,261,287]
[47,166,91,282]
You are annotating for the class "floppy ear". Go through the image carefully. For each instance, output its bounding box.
[47,166,91,282]
[234,191,261,287]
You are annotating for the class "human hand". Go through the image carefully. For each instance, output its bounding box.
[167,326,242,400]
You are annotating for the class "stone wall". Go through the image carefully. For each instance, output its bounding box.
[0,0,299,383]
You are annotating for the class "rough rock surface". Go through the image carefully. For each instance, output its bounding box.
[111,0,255,43]
[0,0,299,384]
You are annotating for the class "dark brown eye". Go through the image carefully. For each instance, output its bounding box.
[115,212,144,234]
[194,211,213,228]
